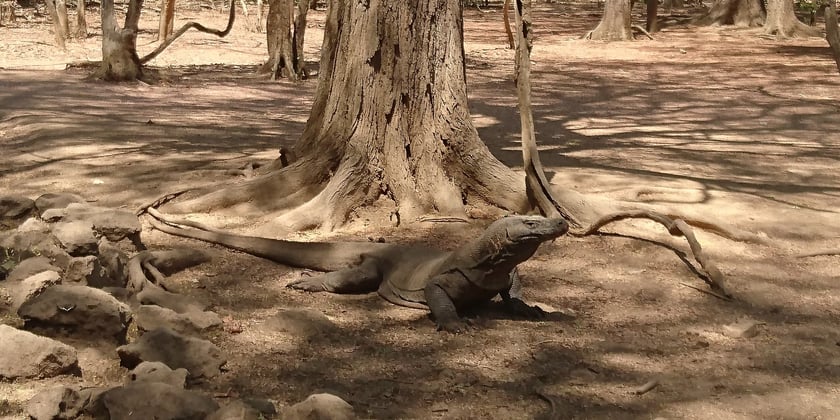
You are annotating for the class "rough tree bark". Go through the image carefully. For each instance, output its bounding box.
[75,0,87,38]
[262,0,308,80]
[586,0,633,40]
[696,0,764,26]
[764,0,820,37]
[827,0,840,73]
[158,0,176,40]
[646,0,658,32]
[45,0,68,48]
[97,0,144,81]
[166,0,528,229]
[504,0,515,48]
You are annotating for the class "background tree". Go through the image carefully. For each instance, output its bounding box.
[262,0,308,80]
[585,0,633,40]
[75,0,87,38]
[45,0,69,48]
[764,0,820,36]
[158,0,176,40]
[827,0,840,72]
[695,0,764,27]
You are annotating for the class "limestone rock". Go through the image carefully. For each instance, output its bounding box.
[40,208,66,222]
[117,327,226,381]
[18,285,132,339]
[135,304,222,334]
[64,255,114,287]
[17,217,51,233]
[10,270,61,312]
[284,393,355,420]
[51,221,98,257]
[101,382,219,420]
[207,400,263,420]
[128,361,189,388]
[263,308,336,336]
[0,195,35,229]
[0,324,79,379]
[62,203,141,241]
[137,287,208,313]
[5,256,61,282]
[26,386,83,420]
[0,231,71,269]
[98,240,128,286]
[35,193,86,216]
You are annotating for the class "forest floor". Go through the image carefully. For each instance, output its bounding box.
[1,2,840,419]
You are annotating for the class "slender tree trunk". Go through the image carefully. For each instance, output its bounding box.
[827,0,840,73]
[588,0,633,40]
[646,0,658,32]
[56,0,70,36]
[696,0,764,26]
[98,0,144,81]
[764,0,820,37]
[158,0,176,40]
[45,0,67,48]
[168,0,527,228]
[75,0,87,38]
[504,0,515,48]
[256,0,263,32]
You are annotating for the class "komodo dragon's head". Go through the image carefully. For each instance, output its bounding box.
[465,216,569,271]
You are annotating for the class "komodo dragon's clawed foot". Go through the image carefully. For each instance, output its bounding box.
[287,278,329,292]
[436,318,471,334]
[505,298,548,319]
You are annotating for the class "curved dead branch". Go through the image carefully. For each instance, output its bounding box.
[514,0,731,298]
[126,248,211,293]
[139,0,236,64]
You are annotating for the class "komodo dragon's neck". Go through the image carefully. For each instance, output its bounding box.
[149,218,391,272]
[452,229,541,275]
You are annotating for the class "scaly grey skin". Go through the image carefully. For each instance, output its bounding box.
[149,215,568,332]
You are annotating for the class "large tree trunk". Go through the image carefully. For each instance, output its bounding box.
[764,0,820,37]
[262,0,307,80]
[158,0,176,40]
[75,0,87,38]
[588,0,633,40]
[168,0,528,229]
[696,0,764,26]
[646,0,658,32]
[97,0,144,81]
[827,0,840,73]
[45,0,68,48]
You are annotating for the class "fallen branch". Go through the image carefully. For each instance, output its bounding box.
[797,248,840,258]
[139,0,235,64]
[632,24,655,40]
[126,248,211,293]
[631,379,659,395]
[514,0,732,298]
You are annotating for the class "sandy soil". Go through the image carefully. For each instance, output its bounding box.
[1,1,839,419]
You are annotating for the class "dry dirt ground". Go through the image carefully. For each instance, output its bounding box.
[1,1,840,419]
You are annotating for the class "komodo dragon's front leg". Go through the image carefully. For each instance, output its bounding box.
[500,269,547,319]
[424,280,470,333]
[287,259,381,293]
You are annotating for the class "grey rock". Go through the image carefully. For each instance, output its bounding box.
[64,255,114,287]
[101,382,219,420]
[0,324,79,379]
[35,193,86,216]
[284,393,355,420]
[26,386,83,420]
[263,308,336,336]
[98,240,128,286]
[0,195,35,229]
[128,361,189,388]
[137,287,208,313]
[63,203,142,242]
[243,398,277,417]
[51,221,98,257]
[40,208,66,223]
[135,304,222,334]
[10,270,61,312]
[207,400,262,420]
[6,256,61,282]
[117,327,226,381]
[0,231,71,269]
[17,217,51,233]
[18,285,132,339]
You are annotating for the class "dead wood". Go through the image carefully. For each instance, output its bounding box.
[826,0,840,74]
[503,0,515,49]
[632,24,655,39]
[515,0,732,298]
[797,248,840,257]
[631,379,660,395]
[126,248,210,293]
[139,0,235,64]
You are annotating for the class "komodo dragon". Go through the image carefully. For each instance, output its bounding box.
[148,215,568,332]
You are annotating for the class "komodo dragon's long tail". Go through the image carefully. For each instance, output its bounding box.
[146,214,387,272]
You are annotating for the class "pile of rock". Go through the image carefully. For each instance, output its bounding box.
[0,193,356,419]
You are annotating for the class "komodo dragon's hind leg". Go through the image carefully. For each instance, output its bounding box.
[287,259,381,293]
[500,269,547,319]
[424,281,470,333]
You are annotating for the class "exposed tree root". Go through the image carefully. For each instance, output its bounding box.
[632,24,655,39]
[139,0,235,64]
[797,249,840,258]
[126,248,210,293]
[515,0,734,298]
